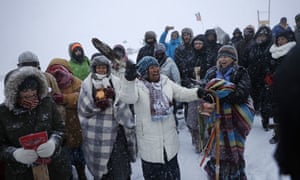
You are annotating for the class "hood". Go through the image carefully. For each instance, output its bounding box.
[4,66,48,111]
[47,58,73,73]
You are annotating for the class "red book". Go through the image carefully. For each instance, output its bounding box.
[19,131,51,164]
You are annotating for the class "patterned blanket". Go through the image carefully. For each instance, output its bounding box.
[205,78,254,163]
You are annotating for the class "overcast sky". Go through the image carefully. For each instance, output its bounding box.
[0,0,299,74]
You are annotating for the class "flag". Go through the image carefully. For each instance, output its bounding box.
[195,12,201,21]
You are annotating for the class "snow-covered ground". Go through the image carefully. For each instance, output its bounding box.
[0,76,291,180]
[128,116,290,180]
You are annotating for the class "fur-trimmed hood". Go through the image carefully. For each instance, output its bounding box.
[4,66,48,111]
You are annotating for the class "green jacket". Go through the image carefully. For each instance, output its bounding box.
[69,56,90,80]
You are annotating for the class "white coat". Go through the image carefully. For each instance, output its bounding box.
[120,74,199,163]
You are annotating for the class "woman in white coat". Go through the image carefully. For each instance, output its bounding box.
[120,56,209,180]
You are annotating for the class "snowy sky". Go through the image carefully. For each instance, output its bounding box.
[0,0,299,75]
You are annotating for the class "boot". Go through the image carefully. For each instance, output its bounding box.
[75,164,87,180]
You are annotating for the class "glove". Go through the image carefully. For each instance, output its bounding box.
[36,138,56,158]
[125,60,137,81]
[203,93,215,103]
[165,26,174,32]
[197,87,208,98]
[53,93,64,104]
[13,148,38,164]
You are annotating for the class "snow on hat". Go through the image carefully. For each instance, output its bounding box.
[217,45,238,61]
[137,56,159,77]
[18,51,40,67]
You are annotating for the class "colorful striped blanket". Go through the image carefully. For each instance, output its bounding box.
[205,78,255,163]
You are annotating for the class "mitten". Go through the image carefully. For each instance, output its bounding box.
[105,87,115,99]
[165,26,174,32]
[36,138,56,158]
[197,87,208,98]
[125,60,137,81]
[53,93,64,104]
[96,99,110,111]
[13,148,38,164]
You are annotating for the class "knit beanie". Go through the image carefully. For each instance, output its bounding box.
[137,56,159,77]
[18,51,40,67]
[70,42,83,52]
[154,43,166,54]
[181,27,193,37]
[217,45,238,61]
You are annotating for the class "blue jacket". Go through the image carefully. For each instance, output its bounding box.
[159,31,181,59]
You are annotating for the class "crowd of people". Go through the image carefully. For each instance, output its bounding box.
[0,13,300,180]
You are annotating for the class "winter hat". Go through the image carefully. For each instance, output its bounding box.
[275,30,295,45]
[144,31,157,40]
[90,55,112,75]
[217,45,238,61]
[18,51,40,67]
[70,42,83,52]
[137,56,159,77]
[154,43,166,54]
[181,27,193,37]
[113,44,126,59]
[295,13,300,22]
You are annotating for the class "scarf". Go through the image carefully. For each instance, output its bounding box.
[269,41,296,59]
[144,80,172,121]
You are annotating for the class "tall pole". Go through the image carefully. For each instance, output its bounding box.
[268,0,271,26]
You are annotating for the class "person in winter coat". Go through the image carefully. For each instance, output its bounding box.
[271,17,293,38]
[174,27,194,122]
[236,25,256,68]
[136,31,158,63]
[0,66,72,180]
[246,25,273,130]
[159,25,181,59]
[294,13,300,44]
[231,27,243,47]
[111,44,128,78]
[185,34,214,153]
[267,31,296,144]
[174,27,194,88]
[120,56,210,180]
[204,29,222,68]
[46,58,87,180]
[154,43,182,129]
[17,51,67,123]
[78,55,136,180]
[273,43,300,180]
[203,45,254,180]
[68,42,90,81]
